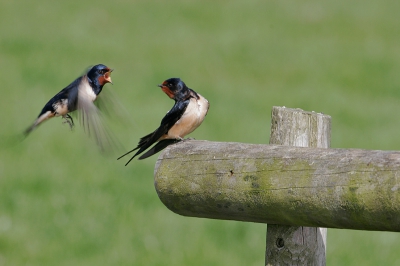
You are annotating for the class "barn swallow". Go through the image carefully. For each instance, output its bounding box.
[118,78,209,165]
[25,64,113,149]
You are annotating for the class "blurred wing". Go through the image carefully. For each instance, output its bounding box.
[76,87,119,152]
[95,88,135,127]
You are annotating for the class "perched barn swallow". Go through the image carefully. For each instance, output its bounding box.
[118,78,209,165]
[25,64,113,148]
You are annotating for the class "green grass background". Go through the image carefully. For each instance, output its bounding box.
[1,0,400,265]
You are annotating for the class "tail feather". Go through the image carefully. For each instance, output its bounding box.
[117,146,140,160]
[117,132,154,164]
[24,122,39,136]
[24,111,54,136]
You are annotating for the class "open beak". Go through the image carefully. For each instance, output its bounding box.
[104,69,113,84]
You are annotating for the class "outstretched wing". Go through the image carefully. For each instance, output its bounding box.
[76,79,118,152]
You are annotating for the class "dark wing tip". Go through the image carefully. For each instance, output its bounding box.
[138,139,180,160]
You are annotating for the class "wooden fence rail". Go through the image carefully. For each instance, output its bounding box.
[154,138,400,232]
[153,106,400,265]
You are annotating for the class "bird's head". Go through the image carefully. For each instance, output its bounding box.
[158,78,186,100]
[87,64,113,87]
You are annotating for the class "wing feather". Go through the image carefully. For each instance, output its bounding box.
[118,99,189,165]
[76,79,117,152]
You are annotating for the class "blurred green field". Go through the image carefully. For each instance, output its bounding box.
[1,0,400,265]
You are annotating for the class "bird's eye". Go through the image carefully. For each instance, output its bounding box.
[98,69,105,74]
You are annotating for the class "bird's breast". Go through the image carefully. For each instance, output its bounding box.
[166,94,209,139]
[79,77,97,102]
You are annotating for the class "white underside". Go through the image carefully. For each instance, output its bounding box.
[78,77,97,102]
[53,99,69,117]
[166,93,209,139]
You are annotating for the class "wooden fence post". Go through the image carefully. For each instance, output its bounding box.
[265,107,330,265]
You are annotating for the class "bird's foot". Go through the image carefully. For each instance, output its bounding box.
[181,137,195,142]
[62,114,74,130]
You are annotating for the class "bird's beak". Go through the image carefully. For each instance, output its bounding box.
[157,84,163,88]
[105,69,113,84]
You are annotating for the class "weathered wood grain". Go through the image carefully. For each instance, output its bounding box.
[154,140,400,232]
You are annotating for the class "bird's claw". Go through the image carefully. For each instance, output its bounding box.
[180,137,195,142]
[62,114,74,130]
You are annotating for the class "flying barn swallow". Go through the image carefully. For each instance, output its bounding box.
[25,64,114,149]
[118,78,209,165]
